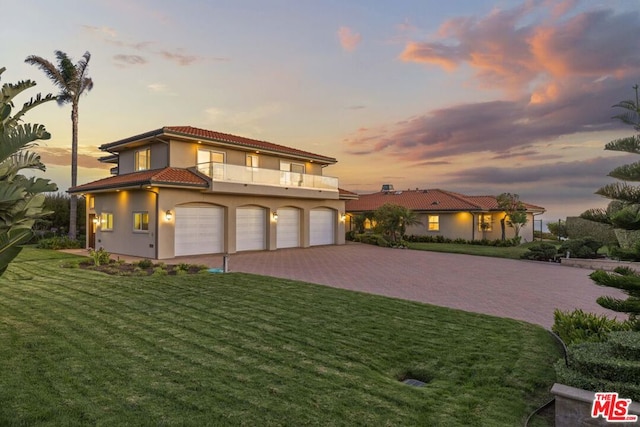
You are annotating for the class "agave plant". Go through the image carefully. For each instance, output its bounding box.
[0,67,57,276]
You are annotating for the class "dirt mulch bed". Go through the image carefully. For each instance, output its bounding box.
[76,259,210,276]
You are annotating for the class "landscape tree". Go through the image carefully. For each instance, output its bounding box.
[581,85,640,249]
[496,193,528,240]
[25,51,93,240]
[34,193,86,235]
[0,67,57,276]
[589,267,640,330]
[547,219,568,240]
[373,203,420,243]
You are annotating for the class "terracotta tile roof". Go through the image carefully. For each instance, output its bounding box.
[100,126,337,164]
[69,167,208,193]
[338,188,359,200]
[345,189,545,213]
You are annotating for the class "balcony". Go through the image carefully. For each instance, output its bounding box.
[197,162,339,198]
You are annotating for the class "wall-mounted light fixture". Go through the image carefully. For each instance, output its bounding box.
[272,211,278,221]
[92,217,100,225]
[165,210,173,221]
[340,213,346,222]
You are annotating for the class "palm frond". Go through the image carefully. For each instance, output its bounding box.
[24,55,67,93]
[0,123,50,163]
[0,181,27,210]
[13,176,57,194]
[1,80,37,108]
[55,50,77,85]
[9,151,46,172]
[6,93,57,128]
[604,135,640,154]
[609,161,640,181]
[595,182,640,204]
[580,208,611,224]
[0,228,33,276]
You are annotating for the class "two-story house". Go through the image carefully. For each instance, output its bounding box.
[69,126,354,259]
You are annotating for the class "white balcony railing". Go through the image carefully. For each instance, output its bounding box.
[197,162,339,191]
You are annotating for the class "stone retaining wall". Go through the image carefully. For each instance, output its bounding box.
[551,383,640,426]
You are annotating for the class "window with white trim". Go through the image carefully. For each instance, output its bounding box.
[246,154,259,168]
[427,215,439,231]
[100,213,113,231]
[133,212,149,232]
[135,148,150,171]
[197,149,225,179]
[280,161,305,186]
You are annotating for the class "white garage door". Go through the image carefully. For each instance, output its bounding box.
[277,208,300,249]
[175,206,224,256]
[236,207,266,251]
[310,208,335,246]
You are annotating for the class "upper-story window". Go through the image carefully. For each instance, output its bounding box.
[197,149,225,179]
[246,154,259,168]
[135,148,150,171]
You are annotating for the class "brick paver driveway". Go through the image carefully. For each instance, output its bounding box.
[170,243,626,329]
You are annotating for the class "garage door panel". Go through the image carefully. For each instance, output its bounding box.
[236,207,266,251]
[277,208,300,249]
[175,206,224,256]
[310,208,335,246]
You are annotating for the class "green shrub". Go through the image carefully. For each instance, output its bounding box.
[552,309,632,346]
[566,216,617,245]
[559,237,603,259]
[556,331,640,401]
[555,359,640,402]
[137,259,154,269]
[89,248,111,266]
[608,331,640,360]
[354,233,389,247]
[345,230,356,241]
[405,235,521,246]
[520,243,557,261]
[152,267,167,276]
[36,236,82,250]
[569,342,640,384]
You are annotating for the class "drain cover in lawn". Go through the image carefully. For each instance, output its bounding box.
[402,378,426,387]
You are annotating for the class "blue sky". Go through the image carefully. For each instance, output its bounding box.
[3,0,640,224]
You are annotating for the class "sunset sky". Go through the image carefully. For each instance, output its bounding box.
[4,0,640,226]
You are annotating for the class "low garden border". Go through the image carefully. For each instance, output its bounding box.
[560,258,640,272]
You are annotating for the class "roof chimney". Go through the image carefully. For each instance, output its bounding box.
[381,184,394,193]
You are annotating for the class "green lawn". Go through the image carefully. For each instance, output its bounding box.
[407,241,546,260]
[0,249,560,426]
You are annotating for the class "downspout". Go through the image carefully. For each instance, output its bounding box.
[140,186,159,259]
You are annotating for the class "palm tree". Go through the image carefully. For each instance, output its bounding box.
[0,67,58,275]
[25,51,93,240]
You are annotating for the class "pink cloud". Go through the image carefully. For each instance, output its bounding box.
[337,26,362,52]
[400,5,640,95]
[36,147,111,170]
[348,5,640,163]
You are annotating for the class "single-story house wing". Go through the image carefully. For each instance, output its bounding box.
[345,186,545,242]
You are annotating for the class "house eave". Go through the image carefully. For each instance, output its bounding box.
[99,127,338,165]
